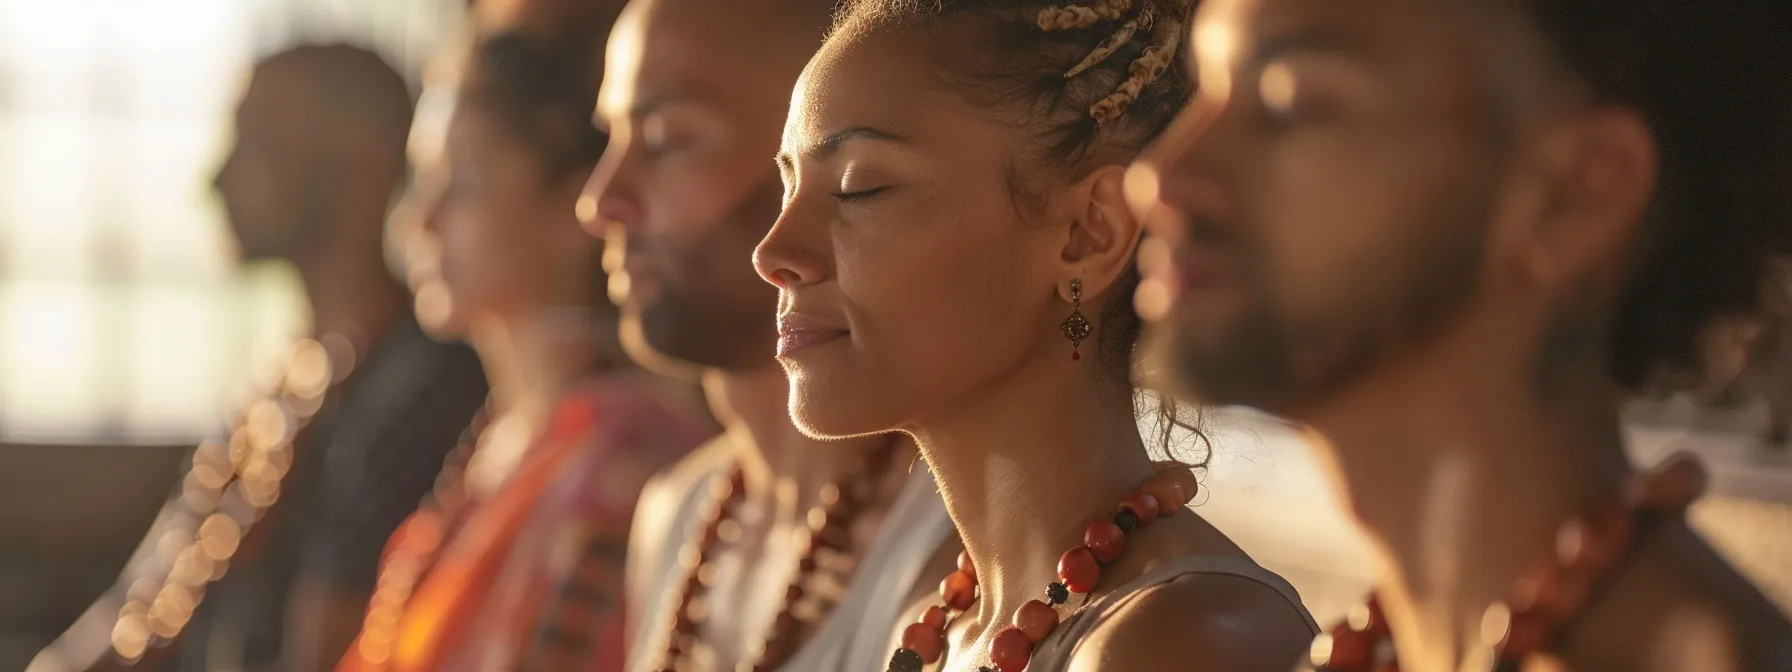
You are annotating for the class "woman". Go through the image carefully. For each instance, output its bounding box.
[337,5,711,671]
[754,0,1317,669]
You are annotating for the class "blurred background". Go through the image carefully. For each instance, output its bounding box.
[0,1,1788,670]
[0,1,462,666]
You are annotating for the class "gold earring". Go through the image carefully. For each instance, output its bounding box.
[1060,279,1093,361]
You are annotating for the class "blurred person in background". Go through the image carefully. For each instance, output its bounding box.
[332,3,711,670]
[1130,0,1792,670]
[581,0,957,669]
[31,45,491,672]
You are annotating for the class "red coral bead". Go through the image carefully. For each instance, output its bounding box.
[1056,546,1100,594]
[1324,627,1371,668]
[1148,468,1199,500]
[1013,599,1058,643]
[922,605,948,631]
[1363,600,1390,636]
[901,622,946,664]
[1500,618,1550,659]
[958,550,977,581]
[1140,481,1185,517]
[1141,471,1197,515]
[1083,519,1126,564]
[1120,492,1161,527]
[990,626,1034,672]
[941,571,977,611]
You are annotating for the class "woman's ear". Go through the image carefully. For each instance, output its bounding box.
[1059,163,1145,300]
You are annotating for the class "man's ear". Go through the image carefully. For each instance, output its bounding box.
[1500,108,1658,295]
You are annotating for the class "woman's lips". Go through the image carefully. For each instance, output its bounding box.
[775,314,848,358]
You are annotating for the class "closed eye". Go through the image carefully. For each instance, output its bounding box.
[832,186,889,203]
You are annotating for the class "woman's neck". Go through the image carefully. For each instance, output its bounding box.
[702,366,893,510]
[910,351,1156,625]
[1306,334,1633,672]
[473,307,612,429]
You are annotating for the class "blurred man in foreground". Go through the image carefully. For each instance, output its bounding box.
[1131,1,1792,669]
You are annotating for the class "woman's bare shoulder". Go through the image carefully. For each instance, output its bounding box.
[1068,571,1314,672]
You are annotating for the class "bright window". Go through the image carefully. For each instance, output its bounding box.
[0,0,461,442]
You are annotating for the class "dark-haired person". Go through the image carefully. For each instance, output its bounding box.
[331,6,710,671]
[31,45,491,672]
[1128,0,1792,670]
[581,0,959,670]
[754,1,1318,670]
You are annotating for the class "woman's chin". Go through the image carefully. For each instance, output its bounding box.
[787,390,901,441]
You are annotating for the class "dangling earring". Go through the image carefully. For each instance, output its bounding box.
[1060,279,1093,361]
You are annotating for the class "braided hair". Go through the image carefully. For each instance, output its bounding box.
[835,0,1191,171]
[831,0,1203,460]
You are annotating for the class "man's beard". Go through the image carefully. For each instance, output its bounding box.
[625,280,778,371]
[1159,200,1492,417]
[622,177,785,372]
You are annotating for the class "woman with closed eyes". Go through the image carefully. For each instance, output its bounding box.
[753,1,1317,669]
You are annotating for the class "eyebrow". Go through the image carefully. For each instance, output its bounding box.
[592,92,692,126]
[780,126,913,165]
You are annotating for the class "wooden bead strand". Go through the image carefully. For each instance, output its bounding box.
[1305,457,1707,672]
[657,439,899,671]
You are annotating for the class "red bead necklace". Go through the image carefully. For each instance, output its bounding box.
[1307,457,1707,672]
[886,468,1201,672]
[655,439,899,671]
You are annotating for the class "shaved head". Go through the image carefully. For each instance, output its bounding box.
[216,45,413,263]
[607,0,833,101]
[250,45,413,170]
[582,0,834,372]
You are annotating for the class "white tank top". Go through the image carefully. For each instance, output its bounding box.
[624,447,953,672]
[1025,554,1320,671]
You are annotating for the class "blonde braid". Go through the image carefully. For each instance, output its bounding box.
[1089,27,1179,126]
[1036,0,1132,31]
[1063,7,1153,77]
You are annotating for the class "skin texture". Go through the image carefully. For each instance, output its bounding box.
[582,0,937,668]
[1128,0,1792,669]
[757,24,1311,672]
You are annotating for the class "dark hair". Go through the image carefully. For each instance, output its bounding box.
[460,7,615,179]
[259,44,415,167]
[459,4,621,314]
[832,0,1204,461]
[1523,2,1792,389]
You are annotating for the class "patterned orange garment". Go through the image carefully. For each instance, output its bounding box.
[337,375,711,672]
